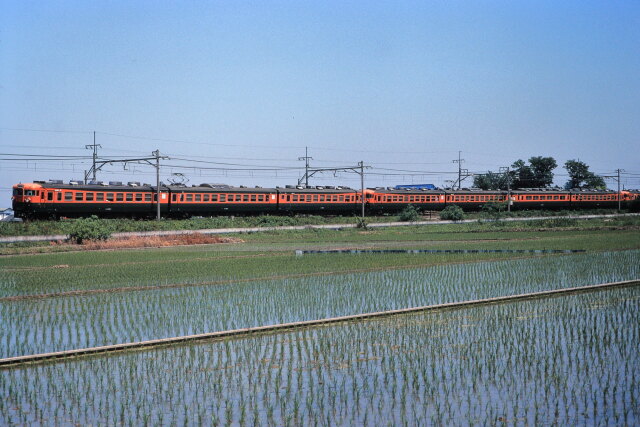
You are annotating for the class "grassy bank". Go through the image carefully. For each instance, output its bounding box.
[0,209,633,237]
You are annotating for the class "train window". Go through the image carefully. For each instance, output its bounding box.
[251,195,257,202]
[116,193,124,202]
[107,193,114,202]
[47,192,53,201]
[143,194,151,202]
[97,193,105,201]
[153,194,158,202]
[57,192,62,201]
[13,188,22,196]
[258,195,264,202]
[133,193,141,202]
[186,194,193,202]
[243,195,249,202]
[203,194,209,202]
[220,194,226,202]
[525,196,531,200]
[212,195,218,202]
[338,195,344,202]
[312,195,318,202]
[64,192,73,201]
[195,194,201,202]
[333,196,338,202]
[126,193,133,202]
[286,195,290,202]
[171,194,176,202]
[75,192,84,201]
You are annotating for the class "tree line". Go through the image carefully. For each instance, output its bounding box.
[473,157,607,191]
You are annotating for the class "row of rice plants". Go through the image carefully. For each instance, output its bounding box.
[1,286,638,425]
[1,250,638,357]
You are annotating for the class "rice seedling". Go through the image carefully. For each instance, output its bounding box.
[1,286,638,425]
[0,250,638,357]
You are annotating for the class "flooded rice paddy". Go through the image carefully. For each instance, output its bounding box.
[1,285,638,425]
[1,250,638,357]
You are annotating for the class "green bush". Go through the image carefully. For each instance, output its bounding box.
[68,216,113,244]
[480,202,508,220]
[398,205,420,222]
[440,205,465,221]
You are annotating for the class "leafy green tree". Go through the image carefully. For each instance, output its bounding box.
[510,159,534,189]
[528,156,557,187]
[476,156,557,190]
[511,156,557,188]
[473,171,508,190]
[563,160,606,189]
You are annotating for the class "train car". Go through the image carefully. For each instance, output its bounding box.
[12,178,634,220]
[443,190,508,211]
[276,186,364,215]
[168,184,278,217]
[368,188,446,214]
[510,189,571,210]
[12,180,166,219]
[569,189,621,209]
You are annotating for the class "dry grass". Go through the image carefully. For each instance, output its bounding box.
[78,233,243,250]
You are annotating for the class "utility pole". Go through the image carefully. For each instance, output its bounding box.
[500,166,512,212]
[84,131,102,182]
[617,168,622,212]
[452,151,465,190]
[603,169,625,212]
[298,147,313,187]
[359,161,365,219]
[153,150,161,220]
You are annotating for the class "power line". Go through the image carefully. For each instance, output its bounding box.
[0,127,92,134]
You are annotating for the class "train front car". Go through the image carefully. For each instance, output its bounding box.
[12,182,47,219]
[368,188,446,214]
[168,184,278,217]
[277,186,364,215]
[444,190,507,211]
[13,180,168,219]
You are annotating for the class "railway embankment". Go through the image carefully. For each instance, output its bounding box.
[1,212,639,244]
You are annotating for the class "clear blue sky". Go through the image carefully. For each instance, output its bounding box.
[1,1,639,201]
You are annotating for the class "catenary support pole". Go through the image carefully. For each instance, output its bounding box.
[360,160,365,218]
[154,150,161,220]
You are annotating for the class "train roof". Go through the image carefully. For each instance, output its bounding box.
[369,187,445,195]
[444,189,506,195]
[18,181,156,191]
[276,186,358,194]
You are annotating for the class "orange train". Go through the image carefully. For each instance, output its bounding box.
[11,180,639,219]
